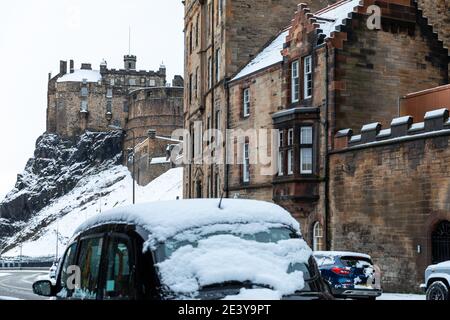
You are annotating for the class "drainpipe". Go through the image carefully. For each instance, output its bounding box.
[225,79,230,198]
[324,43,331,251]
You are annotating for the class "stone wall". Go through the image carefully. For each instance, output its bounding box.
[417,0,450,58]
[333,1,449,133]
[330,109,450,292]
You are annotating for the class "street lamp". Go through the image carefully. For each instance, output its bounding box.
[109,125,136,204]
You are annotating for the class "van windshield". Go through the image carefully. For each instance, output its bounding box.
[154,226,298,262]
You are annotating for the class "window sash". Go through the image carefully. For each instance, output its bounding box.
[300,147,313,174]
[215,49,221,83]
[243,89,250,116]
[304,56,312,99]
[208,58,212,89]
[278,130,284,176]
[291,60,300,103]
[287,149,293,175]
[301,127,313,145]
[243,143,250,182]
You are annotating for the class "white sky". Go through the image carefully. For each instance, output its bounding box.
[0,0,185,200]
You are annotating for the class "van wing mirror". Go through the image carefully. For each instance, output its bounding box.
[32,280,56,297]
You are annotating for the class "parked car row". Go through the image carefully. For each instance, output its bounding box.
[33,199,383,300]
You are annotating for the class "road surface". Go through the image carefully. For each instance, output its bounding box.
[0,270,49,300]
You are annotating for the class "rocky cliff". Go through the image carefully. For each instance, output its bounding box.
[0,130,123,252]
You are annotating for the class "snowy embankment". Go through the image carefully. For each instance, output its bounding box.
[2,166,183,258]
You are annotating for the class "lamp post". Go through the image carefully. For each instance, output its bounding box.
[109,125,136,204]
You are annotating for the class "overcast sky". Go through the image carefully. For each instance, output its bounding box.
[0,0,184,200]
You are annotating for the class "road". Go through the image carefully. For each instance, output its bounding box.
[0,270,49,300]
[0,270,428,300]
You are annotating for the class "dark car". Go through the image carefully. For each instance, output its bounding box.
[33,199,332,300]
[313,251,382,300]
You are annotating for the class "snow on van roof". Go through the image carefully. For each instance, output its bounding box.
[314,251,372,260]
[73,199,300,245]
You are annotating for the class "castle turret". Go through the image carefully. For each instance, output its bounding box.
[124,55,137,70]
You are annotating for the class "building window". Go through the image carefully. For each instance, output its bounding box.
[189,73,193,104]
[291,60,300,103]
[106,100,112,113]
[215,110,221,131]
[81,100,88,112]
[287,128,294,175]
[208,57,212,89]
[194,121,203,159]
[278,130,284,176]
[243,88,250,117]
[304,55,312,99]
[110,79,115,86]
[218,0,224,21]
[129,78,136,86]
[243,143,250,183]
[215,172,220,197]
[149,79,156,87]
[215,48,221,83]
[106,88,113,98]
[300,126,313,174]
[81,87,88,97]
[195,15,199,47]
[312,222,324,251]
[189,26,193,54]
[194,68,198,99]
[123,100,129,113]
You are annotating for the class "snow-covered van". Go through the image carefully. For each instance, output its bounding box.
[32,199,332,300]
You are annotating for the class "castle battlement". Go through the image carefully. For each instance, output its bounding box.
[334,108,450,151]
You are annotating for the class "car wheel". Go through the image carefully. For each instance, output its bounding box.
[426,281,449,301]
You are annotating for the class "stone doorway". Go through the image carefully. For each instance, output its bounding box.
[432,220,450,264]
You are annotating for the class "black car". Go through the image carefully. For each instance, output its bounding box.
[33,199,332,300]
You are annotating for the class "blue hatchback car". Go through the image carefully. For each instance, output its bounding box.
[313,251,382,300]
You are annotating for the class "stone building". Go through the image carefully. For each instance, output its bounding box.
[187,0,448,246]
[332,108,450,292]
[182,0,337,199]
[46,55,184,185]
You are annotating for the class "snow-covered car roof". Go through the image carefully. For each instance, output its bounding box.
[313,251,372,260]
[73,199,301,245]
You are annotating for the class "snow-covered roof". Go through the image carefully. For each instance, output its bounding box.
[74,199,300,245]
[231,29,290,82]
[57,69,102,83]
[313,251,372,260]
[314,0,362,39]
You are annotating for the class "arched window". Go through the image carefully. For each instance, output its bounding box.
[312,222,324,252]
[432,220,450,264]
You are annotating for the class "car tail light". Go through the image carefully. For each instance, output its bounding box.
[331,267,351,275]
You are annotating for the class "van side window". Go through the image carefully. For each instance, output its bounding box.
[73,237,104,300]
[103,237,135,300]
[57,242,78,298]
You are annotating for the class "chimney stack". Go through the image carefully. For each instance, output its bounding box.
[70,60,75,73]
[59,60,67,75]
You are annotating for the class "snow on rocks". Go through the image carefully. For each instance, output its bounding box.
[2,167,183,258]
